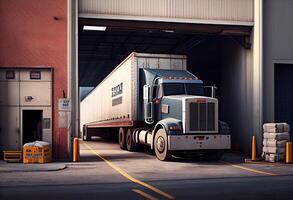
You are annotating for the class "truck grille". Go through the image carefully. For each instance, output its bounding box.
[189,102,215,132]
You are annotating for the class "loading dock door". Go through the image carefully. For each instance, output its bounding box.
[275,64,293,139]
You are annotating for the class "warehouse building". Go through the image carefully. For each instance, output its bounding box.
[0,1,69,159]
[0,0,292,160]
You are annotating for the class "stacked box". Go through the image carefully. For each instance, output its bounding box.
[23,141,52,164]
[262,123,290,162]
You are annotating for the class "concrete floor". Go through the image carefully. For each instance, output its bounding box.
[1,137,293,200]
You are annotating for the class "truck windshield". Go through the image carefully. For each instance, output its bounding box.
[163,83,203,96]
[185,83,204,95]
[163,83,185,96]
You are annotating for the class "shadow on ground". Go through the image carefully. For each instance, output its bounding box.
[80,137,248,166]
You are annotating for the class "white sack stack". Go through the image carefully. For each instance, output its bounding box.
[262,123,290,162]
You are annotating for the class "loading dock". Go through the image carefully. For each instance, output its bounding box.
[2,1,293,199]
[0,0,270,159]
[78,18,254,153]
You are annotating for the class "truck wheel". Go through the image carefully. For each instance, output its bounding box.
[154,128,172,161]
[119,128,127,150]
[126,129,137,151]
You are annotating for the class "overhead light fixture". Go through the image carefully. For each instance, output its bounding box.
[83,25,107,31]
[162,30,175,33]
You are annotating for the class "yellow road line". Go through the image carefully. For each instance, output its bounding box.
[221,161,279,176]
[81,141,175,200]
[80,149,124,153]
[132,189,158,200]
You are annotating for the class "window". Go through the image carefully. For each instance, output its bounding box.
[162,83,204,96]
[30,71,41,80]
[6,70,15,80]
[185,83,204,95]
[152,84,163,99]
[163,83,185,96]
[152,85,158,99]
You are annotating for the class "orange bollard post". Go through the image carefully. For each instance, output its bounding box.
[286,142,292,164]
[252,135,256,161]
[73,137,80,162]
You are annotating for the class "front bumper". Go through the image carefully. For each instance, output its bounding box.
[168,134,231,151]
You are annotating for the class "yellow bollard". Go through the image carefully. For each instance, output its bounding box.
[252,135,257,161]
[73,137,80,162]
[286,142,292,164]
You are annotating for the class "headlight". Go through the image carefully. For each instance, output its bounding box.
[169,124,182,131]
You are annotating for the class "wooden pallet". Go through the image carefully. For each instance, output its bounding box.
[3,150,22,162]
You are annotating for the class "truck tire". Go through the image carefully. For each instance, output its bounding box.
[154,128,172,161]
[119,128,127,150]
[126,128,138,151]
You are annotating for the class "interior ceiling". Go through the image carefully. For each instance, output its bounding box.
[78,19,251,87]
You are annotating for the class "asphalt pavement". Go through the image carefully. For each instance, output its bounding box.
[1,137,293,200]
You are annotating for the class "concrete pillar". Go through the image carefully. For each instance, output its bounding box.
[252,0,263,153]
[67,0,79,160]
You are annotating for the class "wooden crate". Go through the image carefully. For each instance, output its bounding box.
[23,146,52,164]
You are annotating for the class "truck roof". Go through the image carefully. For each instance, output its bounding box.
[144,69,203,84]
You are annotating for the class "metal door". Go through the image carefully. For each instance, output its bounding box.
[0,107,20,150]
[0,69,20,150]
[275,63,293,139]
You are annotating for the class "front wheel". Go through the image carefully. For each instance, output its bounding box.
[154,128,172,161]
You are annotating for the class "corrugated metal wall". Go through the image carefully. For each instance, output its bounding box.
[79,0,254,25]
[263,0,293,122]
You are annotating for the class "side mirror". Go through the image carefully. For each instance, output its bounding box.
[143,85,150,101]
[204,85,217,98]
[144,102,154,121]
[143,84,154,124]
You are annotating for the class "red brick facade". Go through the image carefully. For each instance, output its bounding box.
[0,0,69,159]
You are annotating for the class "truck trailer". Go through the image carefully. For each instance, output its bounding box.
[80,52,231,161]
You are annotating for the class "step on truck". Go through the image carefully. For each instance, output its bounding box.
[80,52,231,161]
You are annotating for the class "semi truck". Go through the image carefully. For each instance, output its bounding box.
[80,52,231,161]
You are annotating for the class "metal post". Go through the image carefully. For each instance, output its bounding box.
[252,135,257,161]
[286,142,292,164]
[73,137,80,162]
